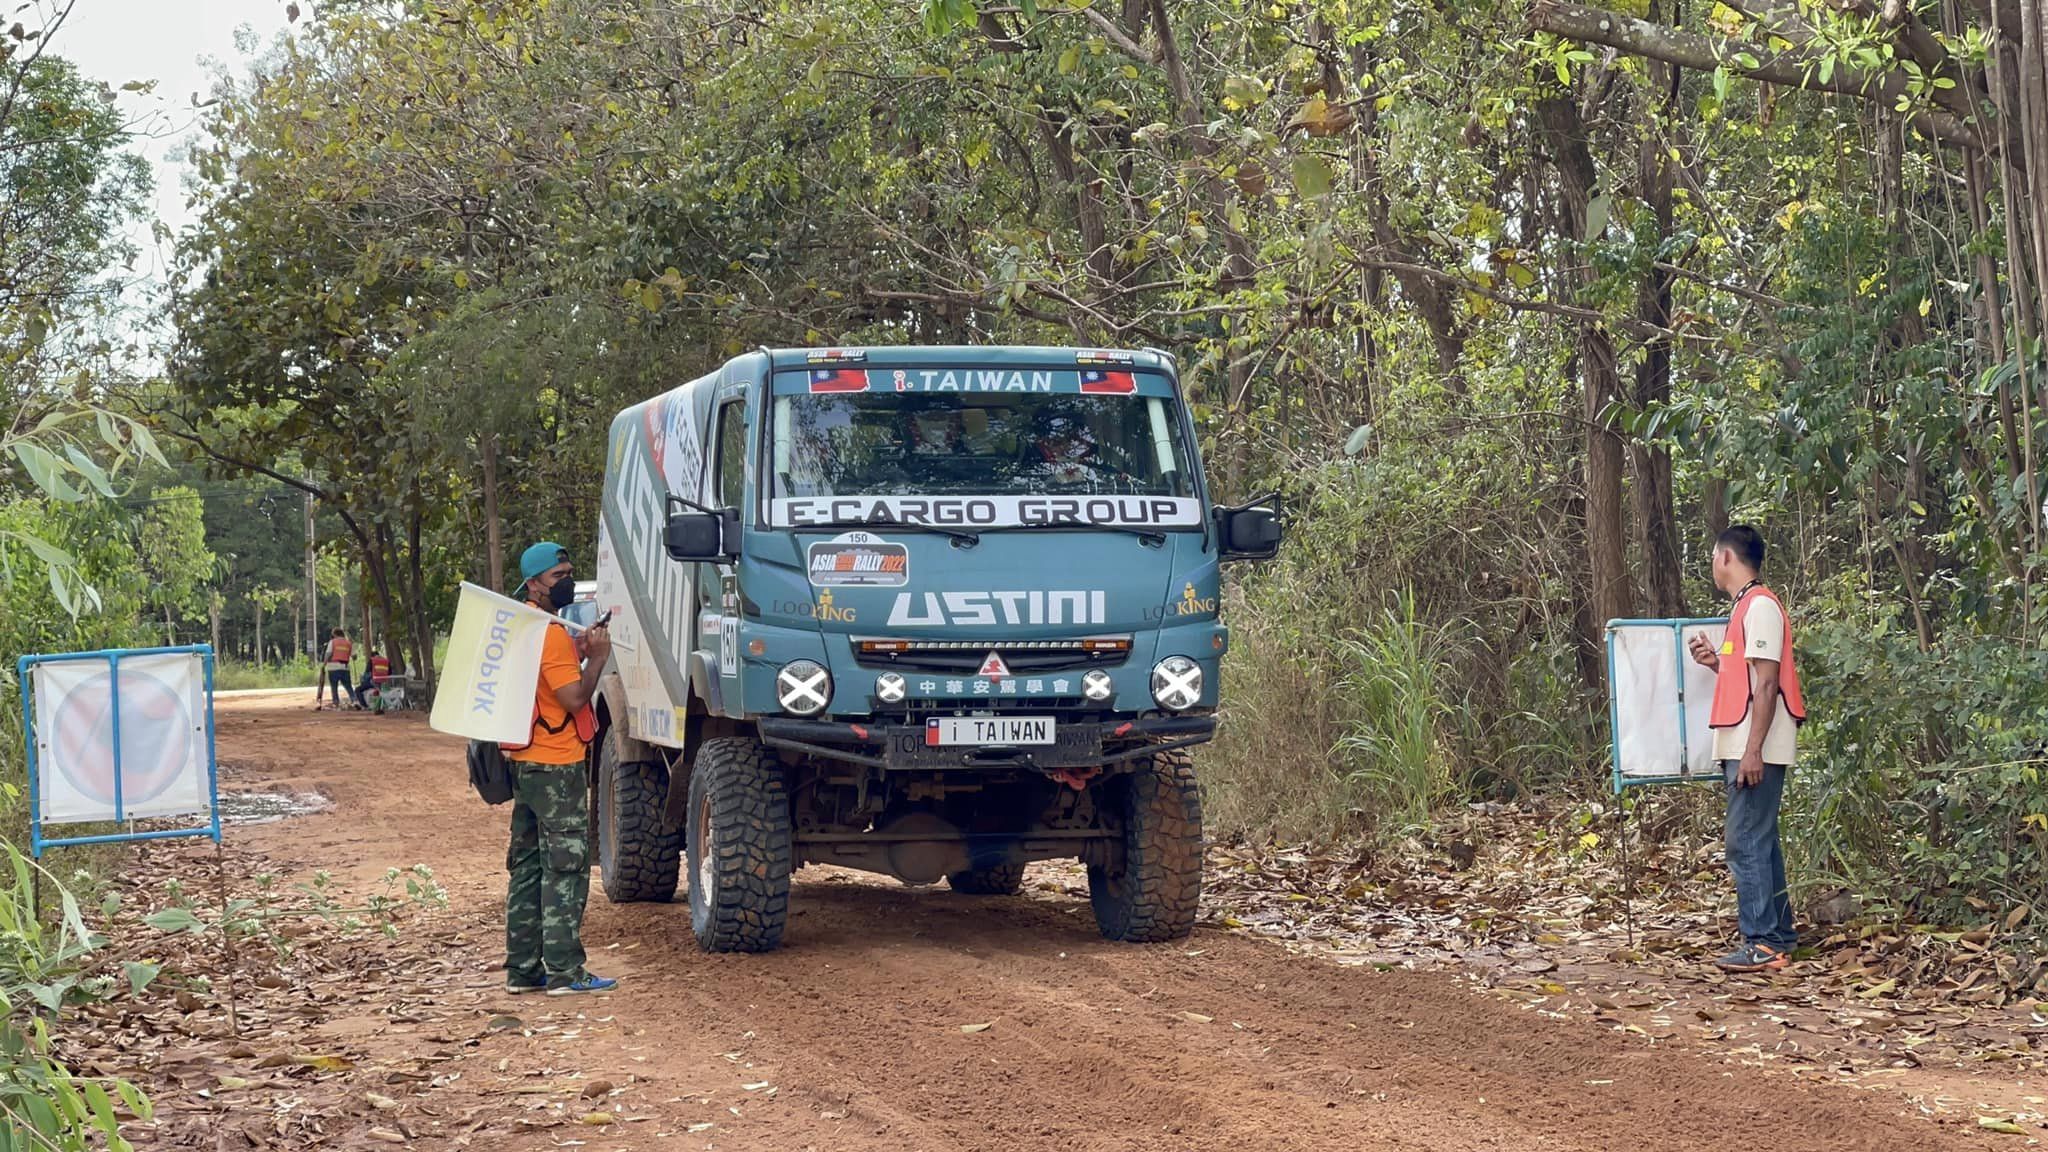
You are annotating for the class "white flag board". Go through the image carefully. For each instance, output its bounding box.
[429,582,557,744]
[30,650,213,824]
[1608,618,1727,788]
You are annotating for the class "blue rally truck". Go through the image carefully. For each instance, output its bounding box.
[589,346,1280,952]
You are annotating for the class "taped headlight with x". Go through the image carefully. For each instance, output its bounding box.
[1149,656,1202,711]
[776,660,832,715]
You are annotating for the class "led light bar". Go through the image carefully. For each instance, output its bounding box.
[856,637,1132,654]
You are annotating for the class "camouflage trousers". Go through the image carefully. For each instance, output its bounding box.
[504,762,590,986]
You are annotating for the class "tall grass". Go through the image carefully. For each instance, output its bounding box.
[1329,591,1459,837]
[1200,459,1603,845]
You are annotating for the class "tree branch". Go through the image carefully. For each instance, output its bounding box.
[1526,0,1983,150]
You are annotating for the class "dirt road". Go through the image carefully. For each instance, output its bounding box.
[182,694,1999,1151]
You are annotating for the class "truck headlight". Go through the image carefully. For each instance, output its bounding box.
[874,671,907,704]
[1081,669,1115,702]
[1150,657,1202,711]
[776,660,832,716]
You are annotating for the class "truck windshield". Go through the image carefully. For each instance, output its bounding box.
[771,391,1197,503]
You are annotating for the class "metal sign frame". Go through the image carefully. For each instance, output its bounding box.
[1606,617,1728,793]
[17,644,223,857]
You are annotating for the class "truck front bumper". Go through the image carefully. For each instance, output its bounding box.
[756,714,1216,772]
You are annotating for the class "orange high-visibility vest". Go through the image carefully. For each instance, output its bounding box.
[500,701,597,752]
[329,637,353,663]
[1708,585,1806,729]
[368,654,391,682]
[499,621,596,753]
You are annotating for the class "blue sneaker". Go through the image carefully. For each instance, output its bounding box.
[546,972,617,996]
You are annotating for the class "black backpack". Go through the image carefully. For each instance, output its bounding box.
[466,739,515,805]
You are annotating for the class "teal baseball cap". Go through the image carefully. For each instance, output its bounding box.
[518,541,570,582]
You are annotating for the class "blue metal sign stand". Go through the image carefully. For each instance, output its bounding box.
[1606,617,1729,795]
[17,643,223,857]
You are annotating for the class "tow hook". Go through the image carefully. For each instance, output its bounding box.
[1050,765,1101,792]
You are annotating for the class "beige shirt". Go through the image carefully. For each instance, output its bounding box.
[1711,595,1799,766]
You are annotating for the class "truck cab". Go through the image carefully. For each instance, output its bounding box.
[590,346,1280,951]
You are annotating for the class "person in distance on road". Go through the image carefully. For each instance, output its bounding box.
[1688,525,1806,973]
[501,541,616,996]
[317,627,354,711]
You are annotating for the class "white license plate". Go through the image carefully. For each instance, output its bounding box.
[926,716,1056,746]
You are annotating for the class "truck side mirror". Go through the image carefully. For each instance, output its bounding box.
[665,511,724,561]
[1215,494,1283,562]
[664,496,740,562]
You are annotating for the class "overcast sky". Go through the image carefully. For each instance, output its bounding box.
[58,0,291,292]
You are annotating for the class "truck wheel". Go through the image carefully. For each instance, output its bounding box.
[686,736,793,953]
[597,730,682,903]
[947,860,1026,895]
[1088,751,1203,943]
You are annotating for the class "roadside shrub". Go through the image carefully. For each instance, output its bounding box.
[1786,582,2048,922]
[1204,447,1601,843]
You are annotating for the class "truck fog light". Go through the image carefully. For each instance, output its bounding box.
[776,660,832,715]
[874,671,908,704]
[1150,657,1202,711]
[1081,669,1114,702]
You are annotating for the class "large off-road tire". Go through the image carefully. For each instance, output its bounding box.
[596,729,682,903]
[686,736,793,953]
[1088,751,1203,942]
[946,859,1027,895]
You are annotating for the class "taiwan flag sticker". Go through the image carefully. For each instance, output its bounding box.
[809,368,871,393]
[1080,368,1136,394]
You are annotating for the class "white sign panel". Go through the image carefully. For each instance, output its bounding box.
[429,582,554,744]
[1610,620,1726,783]
[31,652,212,824]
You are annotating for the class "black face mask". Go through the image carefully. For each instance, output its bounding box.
[546,575,576,612]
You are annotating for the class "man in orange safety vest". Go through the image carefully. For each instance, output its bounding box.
[1689,525,1806,973]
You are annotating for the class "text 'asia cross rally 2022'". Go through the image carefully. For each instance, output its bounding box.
[585,346,1281,952]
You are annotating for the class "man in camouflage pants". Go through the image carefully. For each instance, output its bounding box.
[504,541,616,996]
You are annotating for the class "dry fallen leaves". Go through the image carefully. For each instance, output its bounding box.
[960,1022,993,1034]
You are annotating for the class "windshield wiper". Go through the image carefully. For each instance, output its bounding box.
[976,522,1169,548]
[791,519,981,547]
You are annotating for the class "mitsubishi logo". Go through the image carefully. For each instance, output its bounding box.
[977,651,1011,679]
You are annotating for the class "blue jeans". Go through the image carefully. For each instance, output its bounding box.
[1723,760,1796,950]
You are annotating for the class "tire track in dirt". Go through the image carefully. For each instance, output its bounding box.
[213,695,1992,1151]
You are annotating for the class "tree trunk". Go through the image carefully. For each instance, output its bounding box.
[1539,96,1639,664]
[255,599,265,668]
[1631,37,1687,617]
[481,430,504,591]
[406,499,438,693]
[164,603,175,646]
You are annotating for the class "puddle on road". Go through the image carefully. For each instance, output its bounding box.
[219,789,332,826]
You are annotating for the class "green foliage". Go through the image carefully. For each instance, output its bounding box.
[1786,582,2048,918]
[135,487,218,641]
[212,655,323,692]
[0,843,151,1151]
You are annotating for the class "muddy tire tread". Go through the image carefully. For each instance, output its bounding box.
[598,733,682,903]
[1089,750,1203,943]
[946,860,1027,895]
[687,736,793,953]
